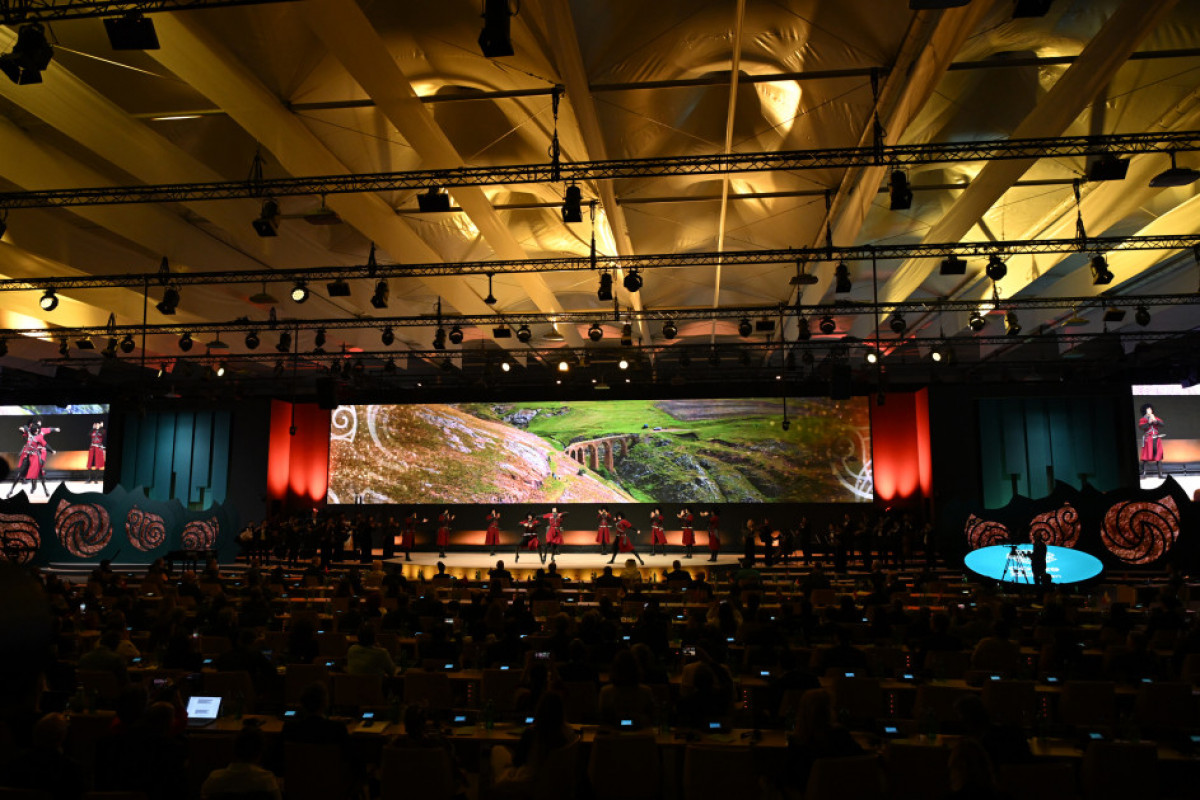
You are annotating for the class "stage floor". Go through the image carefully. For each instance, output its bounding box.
[384,551,742,581]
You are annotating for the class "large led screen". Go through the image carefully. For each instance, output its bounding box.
[1131,384,1200,492]
[327,398,872,504]
[0,404,110,502]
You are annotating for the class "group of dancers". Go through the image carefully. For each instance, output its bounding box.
[392,505,724,564]
[5,419,106,498]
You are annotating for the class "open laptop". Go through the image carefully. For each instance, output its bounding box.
[186,695,222,728]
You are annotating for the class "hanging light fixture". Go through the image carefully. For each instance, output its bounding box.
[818,315,837,335]
[597,272,613,301]
[662,320,678,340]
[588,323,603,342]
[178,332,193,352]
[623,269,643,293]
[888,169,913,210]
[484,272,497,305]
[888,312,906,335]
[244,331,260,350]
[561,185,583,223]
[986,254,1007,281]
[290,282,309,303]
[834,262,852,294]
[737,318,753,337]
[381,326,395,346]
[1090,254,1114,285]
[968,310,987,332]
[40,289,58,311]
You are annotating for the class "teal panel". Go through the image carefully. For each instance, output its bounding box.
[133,414,157,490]
[152,413,175,501]
[979,400,1010,508]
[173,412,195,504]
[189,412,213,505]
[208,412,231,505]
[1001,401,1030,499]
[1024,399,1053,497]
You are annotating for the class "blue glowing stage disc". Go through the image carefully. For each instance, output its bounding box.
[964,544,1104,585]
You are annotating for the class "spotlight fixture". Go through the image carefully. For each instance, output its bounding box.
[985,254,1007,281]
[381,326,395,346]
[1149,151,1200,187]
[889,312,907,335]
[558,360,569,372]
[1103,307,1127,323]
[543,325,564,343]
[818,315,836,335]
[417,187,451,212]
[40,289,58,311]
[274,361,285,377]
[968,311,987,332]
[561,185,583,223]
[276,331,292,352]
[58,338,68,357]
[620,323,633,347]
[618,359,630,371]
[1087,154,1129,182]
[384,358,397,374]
[326,279,352,297]
[179,332,193,352]
[156,286,180,315]
[1004,310,1021,336]
[834,262,852,294]
[930,344,947,363]
[433,327,447,350]
[597,272,613,301]
[0,23,54,86]
[865,349,879,365]
[623,269,643,293]
[888,169,913,210]
[248,283,277,305]
[516,324,532,343]
[493,326,512,339]
[119,333,135,354]
[448,325,465,345]
[588,323,603,342]
[662,320,678,340]
[252,199,280,237]
[1135,304,1151,327]
[215,363,226,378]
[104,13,159,50]
[484,272,497,305]
[365,278,388,309]
[244,331,260,350]
[500,361,511,372]
[478,0,515,58]
[314,329,327,348]
[1090,254,1114,285]
[737,318,753,337]
[755,319,776,333]
[290,282,309,303]
[939,255,967,275]
[75,336,94,351]
[797,316,811,341]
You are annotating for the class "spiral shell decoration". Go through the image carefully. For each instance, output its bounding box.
[126,507,166,553]
[1028,502,1081,548]
[965,514,1011,550]
[55,500,112,558]
[0,513,40,565]
[1101,495,1180,565]
[330,405,358,442]
[181,517,218,550]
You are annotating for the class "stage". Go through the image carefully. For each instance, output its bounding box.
[383,551,743,581]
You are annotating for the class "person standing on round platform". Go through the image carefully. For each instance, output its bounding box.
[700,508,721,562]
[1138,404,1166,479]
[648,507,667,556]
[677,507,696,559]
[484,507,502,556]
[596,506,613,555]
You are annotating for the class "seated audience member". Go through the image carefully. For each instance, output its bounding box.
[201,723,281,800]
[281,683,351,747]
[674,662,731,728]
[0,712,88,800]
[787,689,863,788]
[285,618,320,665]
[489,561,513,584]
[346,623,397,677]
[1105,630,1163,683]
[597,649,656,729]
[77,630,129,685]
[491,692,578,789]
[514,661,553,715]
[954,695,1031,767]
[817,626,869,675]
[970,621,1020,674]
[593,566,624,590]
[664,560,692,585]
[557,638,600,685]
[102,701,187,800]
[945,737,1000,800]
[619,559,643,584]
[215,628,277,692]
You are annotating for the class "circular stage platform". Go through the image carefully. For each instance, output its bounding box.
[964,544,1104,585]
[385,551,742,582]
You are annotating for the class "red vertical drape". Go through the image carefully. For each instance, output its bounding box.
[268,400,331,511]
[870,389,932,506]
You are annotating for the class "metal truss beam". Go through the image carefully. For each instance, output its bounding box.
[2,234,1198,290]
[0,0,298,23]
[2,131,1199,209]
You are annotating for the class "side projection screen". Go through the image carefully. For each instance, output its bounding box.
[327,398,872,505]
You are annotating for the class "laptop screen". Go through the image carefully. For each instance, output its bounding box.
[186,696,222,721]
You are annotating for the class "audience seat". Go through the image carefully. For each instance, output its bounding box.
[1080,741,1157,800]
[882,743,950,800]
[1133,681,1196,732]
[481,668,523,714]
[682,744,758,800]
[380,746,455,800]
[804,754,886,800]
[997,762,1080,800]
[332,673,386,712]
[284,663,330,707]
[829,676,884,729]
[203,670,257,714]
[981,680,1036,728]
[1057,682,1117,730]
[283,742,357,800]
[402,670,453,711]
[587,732,661,800]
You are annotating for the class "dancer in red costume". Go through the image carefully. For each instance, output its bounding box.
[596,506,612,554]
[484,507,502,556]
[1138,404,1166,479]
[608,511,644,565]
[542,506,566,561]
[677,506,696,559]
[435,508,455,557]
[400,511,426,562]
[700,508,721,562]
[516,512,543,564]
[7,419,61,498]
[87,422,106,483]
[649,507,667,555]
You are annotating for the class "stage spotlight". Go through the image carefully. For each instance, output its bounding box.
[75,336,94,350]
[558,360,569,372]
[119,333,135,354]
[930,344,947,363]
[484,272,497,305]
[384,357,397,374]
[516,324,532,343]
[326,279,351,297]
[156,286,180,315]
[618,358,629,371]
[969,311,987,332]
[818,315,836,335]
[179,332,193,352]
[104,13,159,50]
[939,255,967,275]
[1149,151,1200,187]
[417,187,451,212]
[290,282,309,303]
[215,363,226,378]
[274,361,285,377]
[865,349,879,365]
[501,361,511,372]
[588,323,603,342]
[493,326,511,339]
[449,325,464,345]
[986,254,1007,281]
[737,318,753,337]
[834,262,852,294]
[662,320,678,340]
[252,199,280,237]
[1103,307,1126,323]
[755,319,776,333]
[1005,310,1021,336]
[244,330,260,350]
[888,169,913,210]
[478,0,515,58]
[1135,304,1151,327]
[276,331,292,353]
[797,316,811,341]
[314,329,327,348]
[1087,154,1129,182]
[58,338,68,357]
[433,327,447,350]
[1091,254,1114,285]
[597,272,613,301]
[621,323,633,347]
[381,326,395,346]
[561,185,583,223]
[889,312,906,335]
[40,289,58,311]
[623,269,643,293]
[0,23,54,86]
